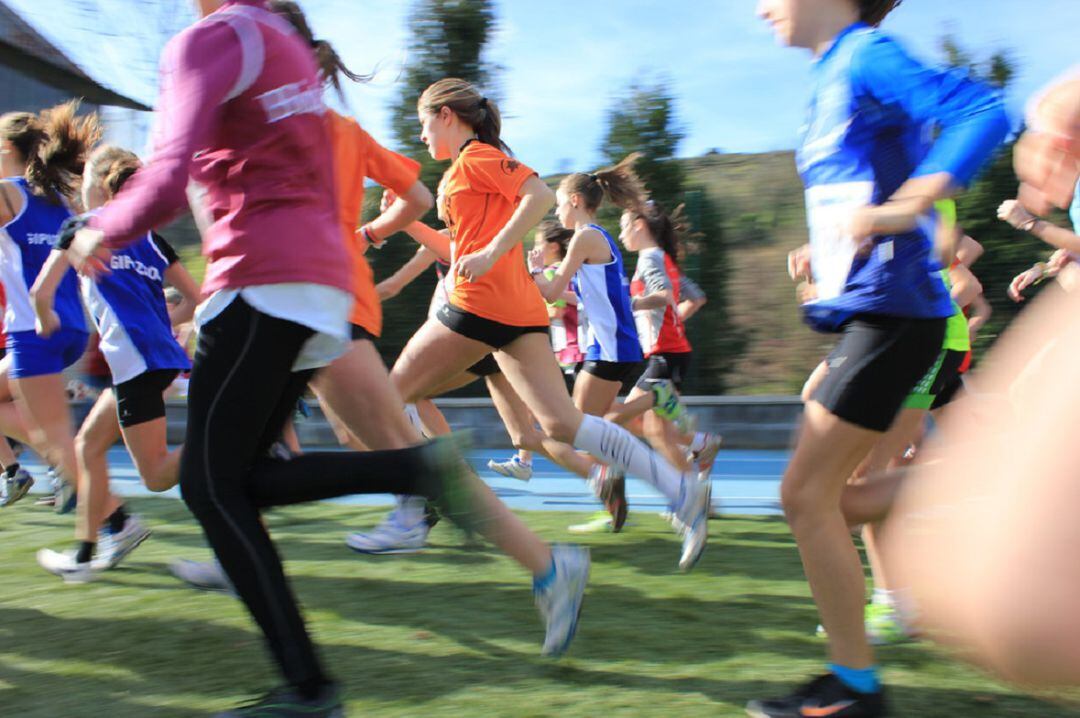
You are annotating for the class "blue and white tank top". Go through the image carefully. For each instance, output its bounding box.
[80,229,191,384]
[797,22,1008,332]
[0,177,85,334]
[573,224,642,363]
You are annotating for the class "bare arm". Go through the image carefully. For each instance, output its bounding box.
[530,228,603,303]
[456,176,555,281]
[678,296,707,321]
[949,263,983,309]
[967,293,992,341]
[401,222,452,263]
[364,180,433,247]
[378,245,438,301]
[956,235,984,268]
[30,249,73,337]
[163,261,200,327]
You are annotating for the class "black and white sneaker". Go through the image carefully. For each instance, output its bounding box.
[746,673,887,717]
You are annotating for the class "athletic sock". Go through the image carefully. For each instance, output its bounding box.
[532,556,556,592]
[829,663,880,694]
[689,433,707,453]
[573,414,683,500]
[872,588,893,607]
[513,455,531,467]
[3,462,19,478]
[395,495,427,528]
[403,403,426,438]
[106,505,129,534]
[75,541,94,564]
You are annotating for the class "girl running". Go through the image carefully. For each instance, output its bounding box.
[389,78,710,568]
[0,101,98,521]
[33,145,198,583]
[750,1,1008,715]
[65,3,587,715]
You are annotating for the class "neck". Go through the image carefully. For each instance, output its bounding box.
[448,132,479,162]
[575,215,596,229]
[811,7,860,58]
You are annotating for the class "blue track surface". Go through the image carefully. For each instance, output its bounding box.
[20,447,788,516]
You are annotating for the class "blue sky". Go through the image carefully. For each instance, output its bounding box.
[11,0,1079,176]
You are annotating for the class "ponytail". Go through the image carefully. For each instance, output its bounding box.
[86,145,141,198]
[628,201,692,267]
[560,153,646,213]
[268,0,372,98]
[0,100,100,202]
[419,78,509,154]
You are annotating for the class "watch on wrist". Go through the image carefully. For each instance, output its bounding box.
[361,225,385,249]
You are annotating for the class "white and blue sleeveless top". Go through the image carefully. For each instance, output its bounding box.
[80,229,191,384]
[573,224,642,364]
[0,177,85,334]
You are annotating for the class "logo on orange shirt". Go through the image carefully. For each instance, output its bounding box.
[501,159,521,175]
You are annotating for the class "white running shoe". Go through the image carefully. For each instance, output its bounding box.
[346,514,429,554]
[534,544,590,657]
[691,433,723,474]
[169,559,234,593]
[94,515,151,570]
[37,548,100,584]
[487,456,533,481]
[674,474,711,572]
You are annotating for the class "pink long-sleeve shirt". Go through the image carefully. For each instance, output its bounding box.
[91,0,349,297]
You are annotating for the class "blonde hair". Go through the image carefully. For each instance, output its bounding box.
[86,145,141,198]
[419,78,508,153]
[560,153,646,213]
[0,100,101,202]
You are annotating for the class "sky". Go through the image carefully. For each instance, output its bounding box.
[9,0,1079,176]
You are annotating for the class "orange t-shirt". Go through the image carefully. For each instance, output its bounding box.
[326,110,421,336]
[441,141,548,327]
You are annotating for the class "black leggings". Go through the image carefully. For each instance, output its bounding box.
[179,297,434,692]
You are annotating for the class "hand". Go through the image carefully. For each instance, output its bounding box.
[68,227,111,278]
[376,279,400,301]
[787,244,811,281]
[34,308,60,337]
[380,189,398,214]
[997,199,1036,230]
[1048,248,1074,274]
[527,246,546,274]
[1008,265,1044,302]
[455,250,495,282]
[850,201,920,247]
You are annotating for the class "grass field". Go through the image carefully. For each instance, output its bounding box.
[1,498,1076,717]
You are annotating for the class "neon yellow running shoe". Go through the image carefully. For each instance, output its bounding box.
[568,511,614,534]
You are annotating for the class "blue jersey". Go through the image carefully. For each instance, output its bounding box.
[0,177,85,334]
[1070,180,1079,234]
[574,224,642,363]
[81,230,191,384]
[797,23,1009,332]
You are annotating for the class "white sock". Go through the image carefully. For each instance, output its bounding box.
[872,588,894,607]
[404,403,426,438]
[514,454,531,466]
[395,495,427,527]
[573,414,684,501]
[689,432,708,453]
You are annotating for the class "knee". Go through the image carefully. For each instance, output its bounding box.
[539,415,579,445]
[510,427,543,453]
[780,478,825,528]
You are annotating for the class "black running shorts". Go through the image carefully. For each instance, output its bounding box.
[436,304,547,350]
[114,369,180,428]
[634,352,692,392]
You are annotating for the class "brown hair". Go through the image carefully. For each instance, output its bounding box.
[268,0,372,98]
[560,154,646,213]
[858,0,903,26]
[86,145,141,198]
[536,220,575,259]
[0,100,101,203]
[419,78,508,153]
[627,201,692,267]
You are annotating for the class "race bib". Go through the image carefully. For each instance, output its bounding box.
[804,181,874,301]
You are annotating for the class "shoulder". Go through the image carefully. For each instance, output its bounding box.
[165,13,244,70]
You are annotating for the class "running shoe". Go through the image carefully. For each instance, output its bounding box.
[534,543,590,657]
[865,603,916,646]
[487,455,533,481]
[691,433,723,474]
[215,683,344,717]
[35,467,59,506]
[36,548,100,584]
[674,473,710,572]
[648,379,694,434]
[587,464,628,532]
[567,511,614,533]
[94,515,151,570]
[346,513,429,554]
[169,559,234,593]
[746,673,887,718]
[0,468,33,508]
[54,480,77,515]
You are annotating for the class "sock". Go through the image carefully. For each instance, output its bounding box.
[573,414,683,501]
[689,433,707,453]
[75,541,94,564]
[513,455,531,467]
[532,557,556,592]
[872,588,893,607]
[829,663,880,694]
[106,504,129,534]
[3,462,19,478]
[403,403,426,438]
[395,495,427,528]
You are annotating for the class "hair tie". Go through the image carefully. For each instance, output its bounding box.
[587,173,599,182]
[478,97,489,109]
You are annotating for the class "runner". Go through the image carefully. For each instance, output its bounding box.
[33,145,198,583]
[389,78,710,568]
[749,1,1008,715]
[0,100,99,520]
[65,4,588,714]
[0,281,34,507]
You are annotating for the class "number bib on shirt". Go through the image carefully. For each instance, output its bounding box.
[804,181,874,301]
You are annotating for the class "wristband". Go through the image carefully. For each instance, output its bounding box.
[529,266,544,277]
[360,225,385,249]
[1019,217,1040,233]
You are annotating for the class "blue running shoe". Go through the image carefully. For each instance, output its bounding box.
[534,544,590,657]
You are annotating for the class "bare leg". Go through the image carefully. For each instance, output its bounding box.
[74,390,125,538]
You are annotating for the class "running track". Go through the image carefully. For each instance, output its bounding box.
[20,447,788,516]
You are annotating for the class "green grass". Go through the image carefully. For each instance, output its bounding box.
[1,499,1076,717]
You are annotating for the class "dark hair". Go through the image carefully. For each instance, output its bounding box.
[858,0,903,26]
[268,0,372,98]
[627,201,692,267]
[560,153,646,213]
[0,100,101,203]
[536,220,574,259]
[419,78,508,153]
[86,145,141,197]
